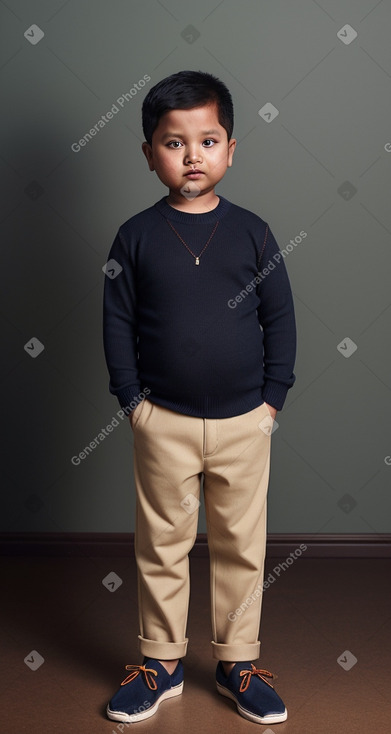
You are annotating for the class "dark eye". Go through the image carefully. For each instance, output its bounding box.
[203,139,215,147]
[167,141,182,148]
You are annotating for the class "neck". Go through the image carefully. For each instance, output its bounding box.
[165,192,220,213]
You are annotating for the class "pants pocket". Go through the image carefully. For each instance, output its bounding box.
[130,398,149,429]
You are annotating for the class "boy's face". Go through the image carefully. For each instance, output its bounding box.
[142,102,236,208]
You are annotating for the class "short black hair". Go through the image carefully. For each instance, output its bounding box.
[142,70,234,146]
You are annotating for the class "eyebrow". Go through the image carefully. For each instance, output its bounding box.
[161,129,221,139]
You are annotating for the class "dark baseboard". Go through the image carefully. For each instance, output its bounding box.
[1,532,391,558]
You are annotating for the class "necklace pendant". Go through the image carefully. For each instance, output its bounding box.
[195,257,200,265]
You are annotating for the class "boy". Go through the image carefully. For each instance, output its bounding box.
[103,70,296,725]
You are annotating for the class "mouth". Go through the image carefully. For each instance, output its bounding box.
[185,170,204,178]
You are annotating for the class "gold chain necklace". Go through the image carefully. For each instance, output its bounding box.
[166,219,219,265]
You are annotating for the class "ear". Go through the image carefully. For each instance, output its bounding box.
[142,142,155,171]
[227,137,236,168]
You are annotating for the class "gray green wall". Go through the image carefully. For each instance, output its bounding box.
[2,0,391,534]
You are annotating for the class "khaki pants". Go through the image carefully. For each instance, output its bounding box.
[131,398,272,662]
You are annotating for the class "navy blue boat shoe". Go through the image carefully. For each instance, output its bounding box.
[216,661,287,724]
[107,659,184,723]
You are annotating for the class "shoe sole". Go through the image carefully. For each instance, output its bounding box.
[106,681,184,723]
[216,682,288,724]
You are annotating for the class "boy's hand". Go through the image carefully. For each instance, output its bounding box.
[265,403,277,420]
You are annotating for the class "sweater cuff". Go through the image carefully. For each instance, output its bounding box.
[262,380,291,412]
[110,383,143,414]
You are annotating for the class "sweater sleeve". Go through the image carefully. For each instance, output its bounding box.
[256,224,297,411]
[102,227,141,412]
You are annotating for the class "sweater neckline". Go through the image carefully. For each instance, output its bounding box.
[154,195,231,223]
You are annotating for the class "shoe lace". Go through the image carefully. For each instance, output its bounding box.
[120,664,158,690]
[239,663,275,692]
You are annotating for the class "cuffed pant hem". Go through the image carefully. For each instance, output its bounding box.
[138,634,188,660]
[211,640,261,662]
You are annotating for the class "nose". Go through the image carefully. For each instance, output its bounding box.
[185,146,202,164]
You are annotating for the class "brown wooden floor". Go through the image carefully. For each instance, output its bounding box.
[1,554,391,733]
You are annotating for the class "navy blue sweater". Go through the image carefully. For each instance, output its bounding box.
[103,195,296,417]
